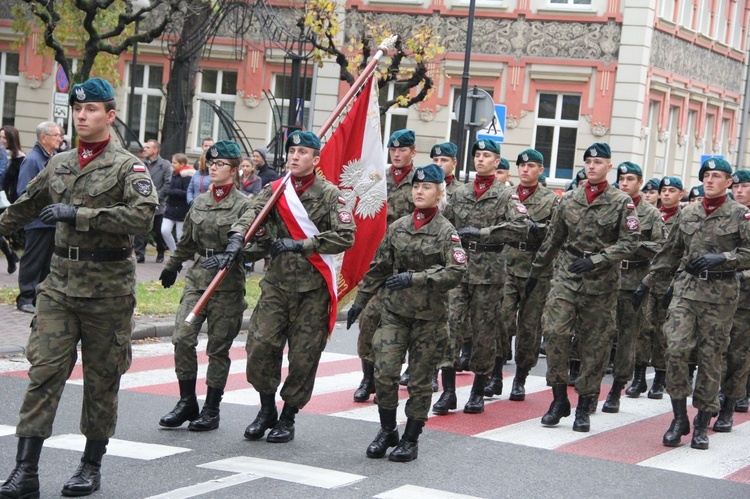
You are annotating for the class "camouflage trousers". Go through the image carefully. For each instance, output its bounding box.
[17,288,135,440]
[611,289,643,383]
[373,309,448,422]
[437,287,464,369]
[720,307,750,399]
[246,280,329,409]
[542,282,616,396]
[356,291,382,363]
[172,290,247,389]
[634,288,668,369]
[501,273,551,371]
[664,296,735,413]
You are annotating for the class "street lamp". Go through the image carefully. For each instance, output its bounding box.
[127,0,151,138]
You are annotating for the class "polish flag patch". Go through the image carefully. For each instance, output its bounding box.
[511,194,520,201]
[627,203,635,209]
[745,212,750,219]
[132,164,146,172]
[451,234,460,243]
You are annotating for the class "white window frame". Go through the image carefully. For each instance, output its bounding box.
[0,52,20,127]
[659,0,675,22]
[267,73,313,144]
[380,81,409,150]
[194,69,237,151]
[124,63,164,144]
[547,0,593,9]
[532,92,581,181]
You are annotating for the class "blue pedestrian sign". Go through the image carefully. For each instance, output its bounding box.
[700,154,724,165]
[477,104,507,144]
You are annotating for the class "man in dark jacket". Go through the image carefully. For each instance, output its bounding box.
[134,139,171,262]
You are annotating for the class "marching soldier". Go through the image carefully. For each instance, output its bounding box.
[642,178,661,207]
[431,142,459,198]
[689,185,705,204]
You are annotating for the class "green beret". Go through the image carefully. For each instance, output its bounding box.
[617,161,642,177]
[576,168,587,181]
[412,164,445,184]
[471,138,501,156]
[430,142,457,158]
[539,173,547,183]
[583,142,611,160]
[566,180,578,191]
[388,129,415,148]
[659,176,683,192]
[699,156,732,181]
[642,178,660,192]
[688,185,705,200]
[612,181,619,189]
[69,77,115,106]
[516,149,544,166]
[286,131,321,152]
[732,169,750,184]
[497,157,510,171]
[206,140,242,160]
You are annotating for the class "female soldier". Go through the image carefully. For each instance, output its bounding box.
[158,140,253,432]
[347,164,466,462]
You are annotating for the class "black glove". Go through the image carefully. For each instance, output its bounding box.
[385,272,413,291]
[457,226,480,239]
[568,257,595,274]
[270,238,304,258]
[524,277,538,298]
[737,272,746,284]
[39,203,78,225]
[661,285,674,309]
[201,233,244,270]
[346,304,363,330]
[527,219,539,237]
[689,253,727,273]
[631,283,649,311]
[160,268,178,288]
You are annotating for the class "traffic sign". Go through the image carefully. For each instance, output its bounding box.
[477,104,507,144]
[454,88,495,128]
[55,65,70,93]
[53,104,68,120]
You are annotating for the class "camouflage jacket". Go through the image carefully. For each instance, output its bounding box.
[445,179,459,200]
[643,200,750,304]
[739,269,750,311]
[230,175,355,293]
[649,208,681,294]
[504,185,559,279]
[355,213,466,321]
[0,141,157,297]
[443,180,529,285]
[166,187,253,292]
[619,200,665,291]
[530,184,640,295]
[386,166,416,225]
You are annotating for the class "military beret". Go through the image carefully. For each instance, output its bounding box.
[387,129,416,148]
[430,142,457,158]
[566,180,578,191]
[699,156,732,181]
[617,161,642,177]
[612,181,619,189]
[583,142,611,160]
[659,176,684,192]
[286,130,321,152]
[69,77,115,106]
[642,178,661,192]
[206,140,242,160]
[688,185,705,200]
[576,168,587,181]
[732,169,750,184]
[516,149,544,166]
[471,138,501,156]
[412,164,445,184]
[539,173,547,183]
[497,157,510,171]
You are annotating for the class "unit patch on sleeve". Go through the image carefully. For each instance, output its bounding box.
[626,216,640,231]
[132,179,153,197]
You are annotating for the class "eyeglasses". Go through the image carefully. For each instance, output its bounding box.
[44,133,63,139]
[208,160,232,169]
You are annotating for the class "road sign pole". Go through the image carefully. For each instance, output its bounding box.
[454,0,477,183]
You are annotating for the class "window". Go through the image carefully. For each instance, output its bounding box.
[659,0,675,22]
[126,64,163,144]
[0,52,19,127]
[380,81,410,150]
[448,86,494,172]
[549,0,592,6]
[270,73,313,140]
[679,0,694,29]
[195,69,237,149]
[533,93,580,181]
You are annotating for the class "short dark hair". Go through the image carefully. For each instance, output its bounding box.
[104,99,116,112]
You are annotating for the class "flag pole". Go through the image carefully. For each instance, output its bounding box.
[185,36,396,324]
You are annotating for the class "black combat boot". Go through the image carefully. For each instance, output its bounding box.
[648,370,666,399]
[541,385,571,426]
[567,360,580,387]
[267,403,298,443]
[464,375,487,414]
[625,364,647,398]
[0,437,44,499]
[432,369,457,415]
[389,418,424,462]
[691,410,712,450]
[663,398,690,447]
[573,395,593,432]
[509,367,529,402]
[458,342,472,372]
[0,236,18,274]
[159,378,200,428]
[588,392,599,414]
[713,397,737,433]
[736,378,750,413]
[366,407,399,458]
[353,360,375,402]
[244,393,278,440]
[399,365,410,386]
[61,438,107,497]
[602,381,625,413]
[484,357,504,397]
[431,369,439,392]
[188,386,223,431]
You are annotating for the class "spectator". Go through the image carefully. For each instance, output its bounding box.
[194,137,214,169]
[1,125,26,203]
[252,146,279,185]
[187,152,212,204]
[15,121,63,313]
[161,153,194,257]
[0,141,7,188]
[134,139,172,263]
[239,156,262,197]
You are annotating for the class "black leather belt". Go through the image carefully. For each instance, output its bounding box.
[620,259,650,270]
[54,246,132,262]
[197,249,223,258]
[466,241,504,253]
[506,241,541,252]
[565,245,598,259]
[685,268,737,281]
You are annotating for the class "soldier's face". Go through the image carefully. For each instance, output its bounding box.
[732,182,750,206]
[703,170,732,198]
[474,151,500,175]
[287,146,319,177]
[72,102,115,143]
[412,181,441,209]
[517,162,543,186]
[689,196,704,204]
[433,156,456,176]
[583,157,612,184]
[642,189,659,206]
[660,186,682,208]
[389,146,416,168]
[618,173,643,198]
[495,170,510,184]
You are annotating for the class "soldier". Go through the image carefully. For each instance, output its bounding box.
[353,129,417,402]
[526,142,639,433]
[157,141,253,432]
[431,142,459,198]
[689,185,705,204]
[495,157,511,186]
[212,131,355,443]
[347,164,465,462]
[602,162,665,413]
[642,178,661,207]
[633,157,750,449]
[0,78,157,498]
[499,149,558,402]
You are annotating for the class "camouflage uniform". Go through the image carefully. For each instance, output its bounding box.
[165,188,254,389]
[232,176,355,408]
[445,179,459,199]
[643,201,750,412]
[354,213,465,420]
[0,141,157,439]
[721,269,750,399]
